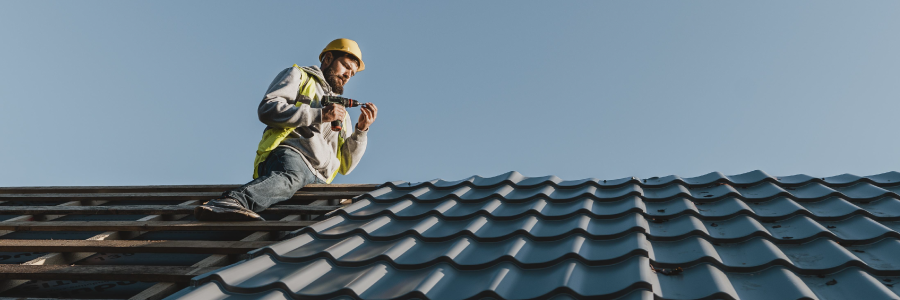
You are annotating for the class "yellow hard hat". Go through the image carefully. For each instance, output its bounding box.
[319,38,365,72]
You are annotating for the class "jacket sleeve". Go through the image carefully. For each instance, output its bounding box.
[257,67,323,128]
[337,124,368,175]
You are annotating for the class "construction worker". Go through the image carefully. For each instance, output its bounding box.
[195,38,377,221]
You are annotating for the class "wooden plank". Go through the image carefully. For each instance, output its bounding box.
[0,200,107,236]
[0,191,365,202]
[0,200,111,293]
[16,200,203,267]
[0,184,379,194]
[0,265,217,282]
[249,204,342,213]
[293,183,378,192]
[0,240,275,254]
[131,214,305,300]
[0,205,340,215]
[0,200,202,294]
[0,220,316,231]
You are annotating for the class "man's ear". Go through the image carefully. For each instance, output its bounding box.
[320,52,333,68]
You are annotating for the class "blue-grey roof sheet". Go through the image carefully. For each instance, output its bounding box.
[166,170,900,300]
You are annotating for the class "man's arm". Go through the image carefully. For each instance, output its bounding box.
[257,67,324,128]
[337,103,377,175]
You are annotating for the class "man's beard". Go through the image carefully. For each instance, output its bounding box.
[323,69,344,95]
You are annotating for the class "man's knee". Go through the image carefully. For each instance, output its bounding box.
[280,169,312,189]
[265,149,319,188]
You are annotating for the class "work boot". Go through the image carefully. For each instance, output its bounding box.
[194,198,265,221]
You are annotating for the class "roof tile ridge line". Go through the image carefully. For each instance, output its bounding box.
[380,174,838,190]
[379,177,642,191]
[640,176,900,188]
[381,176,784,191]
[287,208,898,243]
[248,249,900,278]
[351,188,889,205]
[355,187,650,203]
[837,181,900,195]
[250,246,651,269]
[398,175,868,190]
[298,215,900,244]
[189,271,355,300]
[455,282,659,300]
[194,280,660,300]
[193,261,661,300]
[358,183,900,206]
[642,176,774,188]
[284,222,892,245]
[379,174,900,192]
[351,189,641,203]
[269,230,900,251]
[783,176,900,188]
[206,267,772,300]
[788,179,899,190]
[326,204,896,223]
[244,232,900,266]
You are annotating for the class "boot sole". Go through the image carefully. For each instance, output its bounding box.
[194,205,264,222]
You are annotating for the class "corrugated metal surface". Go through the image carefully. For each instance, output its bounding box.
[167,170,900,300]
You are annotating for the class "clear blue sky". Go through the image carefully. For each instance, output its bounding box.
[1,1,898,186]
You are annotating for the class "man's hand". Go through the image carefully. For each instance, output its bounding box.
[356,103,377,131]
[322,104,346,123]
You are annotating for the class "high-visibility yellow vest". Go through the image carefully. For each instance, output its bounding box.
[252,65,351,183]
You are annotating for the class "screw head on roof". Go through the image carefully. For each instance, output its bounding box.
[650,265,683,276]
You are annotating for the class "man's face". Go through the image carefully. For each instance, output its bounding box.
[322,53,359,95]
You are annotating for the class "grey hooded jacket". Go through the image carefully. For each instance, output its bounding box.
[257,65,367,182]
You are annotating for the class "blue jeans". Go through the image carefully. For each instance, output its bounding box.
[224,147,325,212]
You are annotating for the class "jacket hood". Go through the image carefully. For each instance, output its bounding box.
[299,65,332,95]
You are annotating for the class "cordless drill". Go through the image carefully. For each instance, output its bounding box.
[321,96,360,131]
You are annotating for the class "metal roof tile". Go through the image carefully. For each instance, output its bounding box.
[712,237,790,268]
[654,263,738,299]
[787,182,840,199]
[168,171,900,300]
[820,215,893,241]
[799,268,897,300]
[866,171,900,185]
[726,170,777,185]
[777,238,860,270]
[837,182,894,199]
[796,197,863,218]
[776,174,819,185]
[847,238,900,271]
[857,197,900,218]
[725,267,818,300]
[746,196,806,217]
[694,196,752,217]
